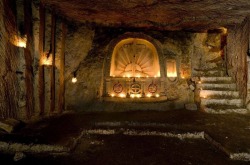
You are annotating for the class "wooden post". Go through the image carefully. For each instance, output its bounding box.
[24,0,34,119]
[50,11,56,113]
[38,2,45,115]
[58,21,66,113]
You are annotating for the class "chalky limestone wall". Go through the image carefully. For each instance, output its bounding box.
[0,0,19,119]
[227,19,249,104]
[192,32,225,77]
[6,0,250,118]
[64,29,196,111]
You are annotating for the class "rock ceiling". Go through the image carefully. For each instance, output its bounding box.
[41,0,250,31]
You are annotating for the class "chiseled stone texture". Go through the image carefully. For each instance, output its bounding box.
[41,0,250,31]
[227,19,249,103]
[192,32,225,77]
[65,28,195,111]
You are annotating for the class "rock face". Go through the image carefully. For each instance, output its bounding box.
[192,31,226,77]
[41,0,250,31]
[0,118,21,133]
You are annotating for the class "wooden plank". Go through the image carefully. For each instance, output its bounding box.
[50,11,56,113]
[58,21,66,113]
[24,0,34,119]
[38,2,45,115]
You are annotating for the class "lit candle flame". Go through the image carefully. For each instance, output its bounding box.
[119,93,126,98]
[72,77,77,83]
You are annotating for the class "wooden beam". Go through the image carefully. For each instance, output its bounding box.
[58,21,66,113]
[38,2,45,115]
[24,0,34,119]
[50,11,56,113]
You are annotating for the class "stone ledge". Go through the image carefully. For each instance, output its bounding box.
[103,96,168,103]
[0,141,69,154]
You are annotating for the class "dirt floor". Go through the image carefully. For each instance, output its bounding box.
[1,109,250,164]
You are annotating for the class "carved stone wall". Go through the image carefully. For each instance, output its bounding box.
[227,19,249,103]
[0,0,19,119]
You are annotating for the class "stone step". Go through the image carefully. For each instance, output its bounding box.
[200,90,239,98]
[200,77,233,83]
[193,70,226,77]
[197,83,236,90]
[200,98,243,107]
[204,108,248,114]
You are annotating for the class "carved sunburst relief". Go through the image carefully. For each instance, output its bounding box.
[110,38,160,77]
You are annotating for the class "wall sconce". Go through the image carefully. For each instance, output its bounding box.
[42,52,52,66]
[11,35,27,48]
[166,59,177,81]
[72,72,77,83]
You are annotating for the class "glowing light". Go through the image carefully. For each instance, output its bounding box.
[111,93,115,97]
[166,60,177,77]
[154,75,157,78]
[72,77,77,83]
[11,35,27,48]
[136,94,141,98]
[203,96,207,99]
[157,71,161,77]
[119,93,126,98]
[198,81,201,84]
[146,75,149,78]
[155,94,160,98]
[17,40,26,48]
[127,74,131,78]
[181,76,185,79]
[146,93,152,97]
[130,94,135,98]
[42,55,52,66]
[167,72,177,77]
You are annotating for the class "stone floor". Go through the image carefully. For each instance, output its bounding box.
[1,109,250,164]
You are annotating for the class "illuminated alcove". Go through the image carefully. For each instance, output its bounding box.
[110,38,161,78]
[104,36,167,101]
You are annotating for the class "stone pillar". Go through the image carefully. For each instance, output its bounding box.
[160,78,165,96]
[126,78,130,97]
[105,78,111,96]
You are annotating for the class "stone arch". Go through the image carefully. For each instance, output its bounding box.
[105,32,165,78]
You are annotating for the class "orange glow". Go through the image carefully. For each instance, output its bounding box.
[11,35,27,48]
[119,93,126,98]
[136,94,141,98]
[110,38,160,78]
[42,55,52,66]
[111,93,115,97]
[166,60,177,77]
[146,93,152,97]
[155,94,160,97]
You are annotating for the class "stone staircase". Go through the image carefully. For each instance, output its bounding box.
[197,77,248,114]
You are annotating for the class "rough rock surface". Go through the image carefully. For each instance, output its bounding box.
[0,118,21,133]
[41,0,250,31]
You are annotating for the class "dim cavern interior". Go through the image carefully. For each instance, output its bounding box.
[2,0,250,164]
